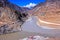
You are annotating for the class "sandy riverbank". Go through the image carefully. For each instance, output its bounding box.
[0,31,60,40]
[0,31,41,40]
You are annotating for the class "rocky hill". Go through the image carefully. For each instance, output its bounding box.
[29,0,60,29]
[0,0,29,34]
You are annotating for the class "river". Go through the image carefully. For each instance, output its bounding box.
[22,16,60,37]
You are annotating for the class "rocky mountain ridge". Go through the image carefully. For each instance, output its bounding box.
[0,0,29,34]
[28,0,60,29]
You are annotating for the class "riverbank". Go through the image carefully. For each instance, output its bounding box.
[0,31,41,40]
[0,31,60,40]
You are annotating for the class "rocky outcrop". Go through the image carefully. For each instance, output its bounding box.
[0,0,29,34]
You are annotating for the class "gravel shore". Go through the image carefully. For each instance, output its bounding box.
[0,31,41,40]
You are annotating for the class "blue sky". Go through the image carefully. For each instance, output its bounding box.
[9,0,46,8]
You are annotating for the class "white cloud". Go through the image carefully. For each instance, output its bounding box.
[24,3,36,8]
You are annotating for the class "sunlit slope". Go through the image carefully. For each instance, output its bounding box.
[29,0,60,29]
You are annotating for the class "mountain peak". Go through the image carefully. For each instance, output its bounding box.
[46,0,60,2]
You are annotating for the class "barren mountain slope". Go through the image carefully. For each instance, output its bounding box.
[29,0,60,29]
[0,0,29,34]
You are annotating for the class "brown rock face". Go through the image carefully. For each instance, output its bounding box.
[29,0,60,29]
[0,0,29,34]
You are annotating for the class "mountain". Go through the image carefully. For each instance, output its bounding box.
[28,0,60,29]
[0,0,29,34]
